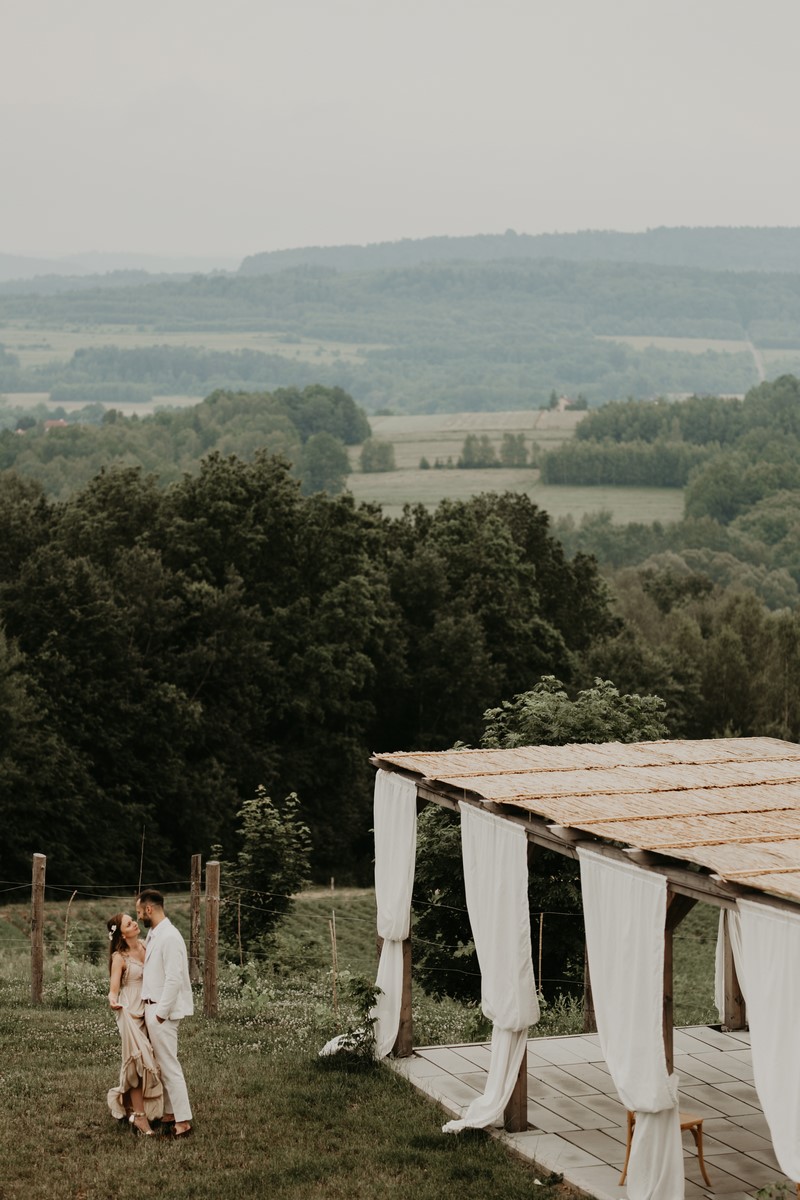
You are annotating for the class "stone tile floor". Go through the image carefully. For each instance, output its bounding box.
[389,1027,795,1200]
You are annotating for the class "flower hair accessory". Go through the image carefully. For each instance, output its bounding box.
[108,924,117,941]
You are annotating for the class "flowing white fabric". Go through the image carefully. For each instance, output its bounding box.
[443,804,539,1132]
[713,907,746,1022]
[737,900,800,1182]
[319,770,417,1060]
[370,770,418,1057]
[578,849,683,1200]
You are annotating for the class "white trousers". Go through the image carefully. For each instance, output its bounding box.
[144,1007,192,1123]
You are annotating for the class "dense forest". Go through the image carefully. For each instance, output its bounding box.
[0,469,612,887]
[3,378,800,890]
[8,252,800,408]
[0,385,367,498]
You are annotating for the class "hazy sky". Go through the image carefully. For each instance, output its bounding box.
[4,0,800,261]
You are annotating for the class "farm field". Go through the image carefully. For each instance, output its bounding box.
[348,470,686,524]
[0,321,376,369]
[347,410,685,522]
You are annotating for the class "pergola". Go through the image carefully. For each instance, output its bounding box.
[370,735,800,1191]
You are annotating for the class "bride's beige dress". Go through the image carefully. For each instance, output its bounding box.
[107,955,164,1121]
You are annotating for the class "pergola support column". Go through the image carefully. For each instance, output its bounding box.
[664,892,698,1072]
[393,937,414,1057]
[719,916,747,1031]
[504,1052,528,1131]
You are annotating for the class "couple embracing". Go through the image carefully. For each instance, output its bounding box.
[106,889,193,1138]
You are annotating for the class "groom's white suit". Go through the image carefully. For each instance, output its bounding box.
[141,917,194,1124]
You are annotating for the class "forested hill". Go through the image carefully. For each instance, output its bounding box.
[240,226,800,276]
[7,258,800,408]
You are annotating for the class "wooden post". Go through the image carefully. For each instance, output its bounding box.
[31,853,46,1005]
[663,892,698,1073]
[504,1051,529,1131]
[582,942,597,1033]
[203,860,220,1018]
[189,853,201,985]
[719,911,746,1031]
[393,937,413,1057]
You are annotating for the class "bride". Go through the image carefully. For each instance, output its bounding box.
[106,912,163,1135]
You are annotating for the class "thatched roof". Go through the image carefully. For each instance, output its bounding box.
[373,737,800,907]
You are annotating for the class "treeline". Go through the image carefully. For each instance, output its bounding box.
[0,468,613,886]
[0,344,330,401]
[0,386,368,498]
[540,438,710,486]
[540,375,800,499]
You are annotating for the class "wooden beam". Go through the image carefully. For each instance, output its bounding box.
[665,892,698,933]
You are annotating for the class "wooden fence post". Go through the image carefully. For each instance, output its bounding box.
[31,853,46,1005]
[203,860,220,1017]
[189,854,202,985]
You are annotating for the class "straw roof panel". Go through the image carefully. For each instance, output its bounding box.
[374,737,800,906]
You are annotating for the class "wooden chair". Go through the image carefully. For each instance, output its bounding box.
[619,1109,711,1188]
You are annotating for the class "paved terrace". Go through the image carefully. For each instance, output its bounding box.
[390,1027,794,1200]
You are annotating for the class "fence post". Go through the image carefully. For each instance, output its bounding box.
[31,853,46,1005]
[189,854,202,985]
[203,860,220,1018]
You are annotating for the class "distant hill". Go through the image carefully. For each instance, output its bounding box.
[239,226,800,276]
[0,251,238,284]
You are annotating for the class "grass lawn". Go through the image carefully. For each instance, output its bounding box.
[0,886,718,1200]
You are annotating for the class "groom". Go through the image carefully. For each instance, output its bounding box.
[136,888,194,1137]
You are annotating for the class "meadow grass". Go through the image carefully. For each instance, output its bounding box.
[0,887,719,1199]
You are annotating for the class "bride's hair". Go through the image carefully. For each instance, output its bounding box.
[107,912,128,972]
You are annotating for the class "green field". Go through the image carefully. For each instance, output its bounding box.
[347,410,686,523]
[0,321,376,370]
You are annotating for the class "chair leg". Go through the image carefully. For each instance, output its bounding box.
[689,1124,712,1188]
[619,1110,635,1187]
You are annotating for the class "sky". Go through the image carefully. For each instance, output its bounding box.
[3,0,800,264]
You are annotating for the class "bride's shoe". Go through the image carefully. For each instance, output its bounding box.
[129,1112,155,1136]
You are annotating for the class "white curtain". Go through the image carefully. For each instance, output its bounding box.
[443,803,539,1132]
[371,770,418,1058]
[713,907,745,1023]
[320,769,417,1059]
[578,848,683,1200]
[736,900,800,1183]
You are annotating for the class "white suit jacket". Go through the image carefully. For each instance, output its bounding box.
[142,917,194,1021]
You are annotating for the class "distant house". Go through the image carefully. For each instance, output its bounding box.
[44,419,68,432]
